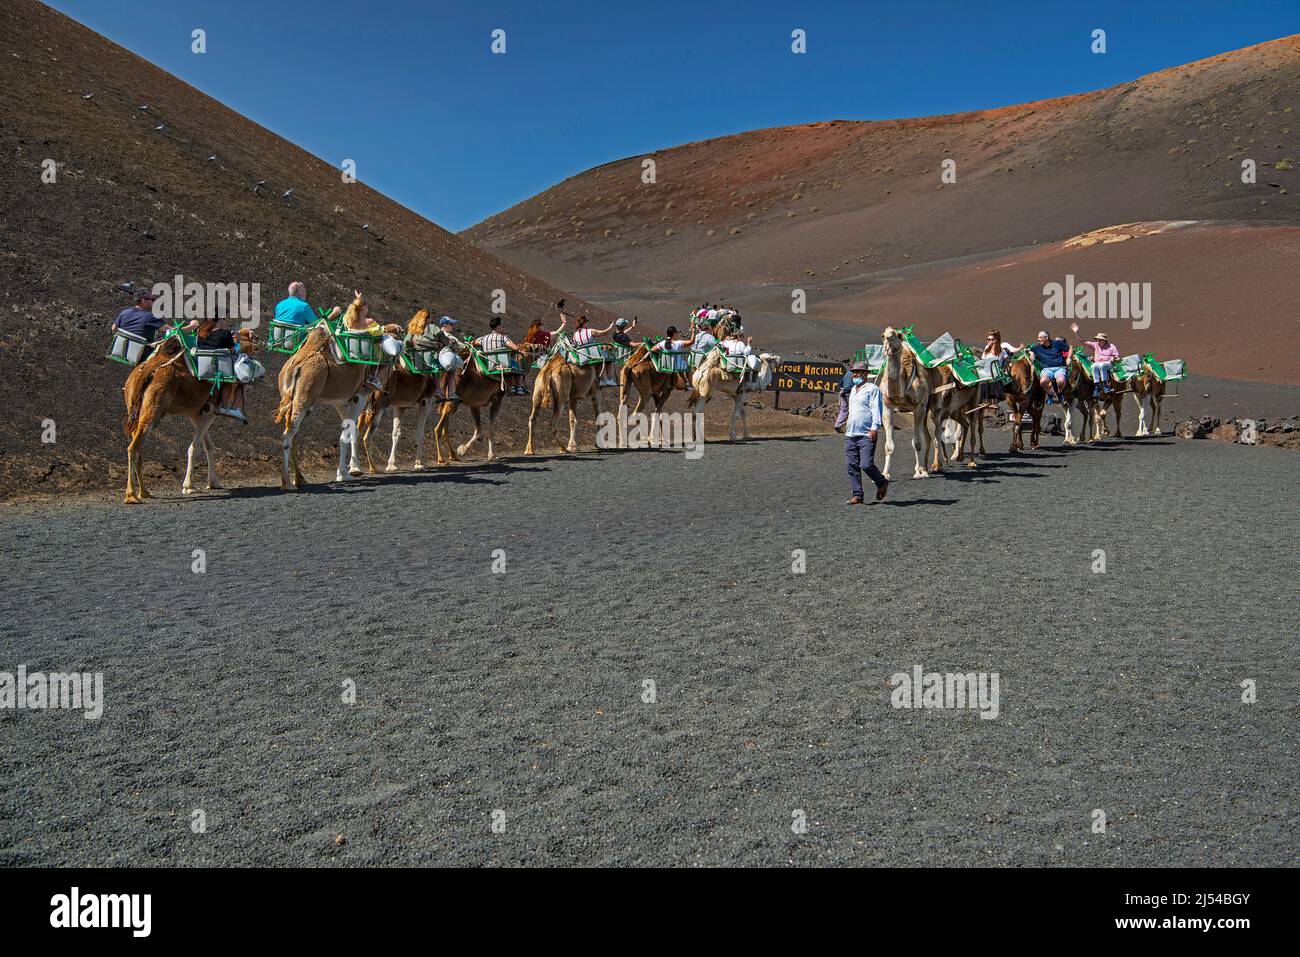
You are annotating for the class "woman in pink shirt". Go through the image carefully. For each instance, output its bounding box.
[1071,322,1120,395]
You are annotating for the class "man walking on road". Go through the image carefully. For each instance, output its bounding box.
[843,360,889,504]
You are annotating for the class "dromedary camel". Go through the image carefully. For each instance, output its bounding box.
[1069,351,1129,441]
[688,349,780,441]
[430,341,527,464]
[1002,353,1035,452]
[525,345,603,454]
[879,325,939,479]
[1130,369,1166,437]
[357,310,440,473]
[274,292,399,489]
[929,366,984,470]
[617,342,677,418]
[1026,357,1089,449]
[121,328,261,504]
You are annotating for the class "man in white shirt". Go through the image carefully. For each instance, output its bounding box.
[843,360,889,503]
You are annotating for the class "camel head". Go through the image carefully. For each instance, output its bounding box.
[754,352,782,390]
[408,309,431,339]
[882,326,902,354]
[237,327,264,354]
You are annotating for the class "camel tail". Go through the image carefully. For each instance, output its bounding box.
[122,365,152,437]
[538,357,560,410]
[274,366,299,429]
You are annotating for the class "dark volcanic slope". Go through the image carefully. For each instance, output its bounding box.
[1,434,1294,866]
[464,37,1300,289]
[0,0,616,498]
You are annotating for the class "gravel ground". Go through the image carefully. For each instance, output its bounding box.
[0,429,1295,867]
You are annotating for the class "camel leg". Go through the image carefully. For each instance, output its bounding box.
[281,407,308,491]
[124,394,166,505]
[412,400,431,470]
[881,405,894,479]
[910,411,927,479]
[1151,393,1163,434]
[345,398,366,477]
[456,407,482,459]
[484,398,501,462]
[202,429,222,490]
[566,398,579,454]
[183,415,216,494]
[1063,402,1078,446]
[124,432,142,505]
[386,410,402,473]
[525,399,539,455]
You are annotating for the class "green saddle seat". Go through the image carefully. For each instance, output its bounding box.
[401,348,439,374]
[107,328,152,366]
[900,326,956,368]
[1144,354,1187,382]
[852,344,887,375]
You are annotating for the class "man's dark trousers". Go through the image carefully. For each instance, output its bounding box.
[845,433,886,499]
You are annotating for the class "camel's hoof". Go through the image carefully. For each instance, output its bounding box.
[1153,428,1163,435]
[411,463,425,472]
[182,487,194,496]
[140,489,153,499]
[349,467,364,477]
[385,464,399,473]
[123,495,141,506]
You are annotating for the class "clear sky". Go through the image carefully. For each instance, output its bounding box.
[44,0,1296,231]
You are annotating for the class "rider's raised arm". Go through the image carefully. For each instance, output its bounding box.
[592,322,615,336]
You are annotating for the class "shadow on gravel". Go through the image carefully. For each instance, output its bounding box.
[880,497,959,507]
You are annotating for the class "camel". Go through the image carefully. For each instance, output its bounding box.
[430,340,527,464]
[121,328,260,504]
[273,292,399,489]
[617,342,677,418]
[1026,357,1089,449]
[356,310,441,473]
[1002,353,1035,452]
[688,349,780,441]
[1130,369,1166,437]
[929,366,984,470]
[879,326,940,479]
[525,344,603,454]
[1070,352,1130,441]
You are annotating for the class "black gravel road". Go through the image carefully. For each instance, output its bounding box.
[1,428,1295,867]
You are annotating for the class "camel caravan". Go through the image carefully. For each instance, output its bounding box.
[856,323,1186,479]
[110,289,782,504]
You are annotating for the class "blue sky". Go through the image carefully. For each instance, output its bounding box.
[46,0,1296,231]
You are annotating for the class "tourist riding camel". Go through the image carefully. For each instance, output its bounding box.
[274,291,398,489]
[1030,330,1071,405]
[618,343,675,418]
[525,331,604,455]
[429,339,527,464]
[689,343,781,442]
[357,309,445,473]
[121,325,261,504]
